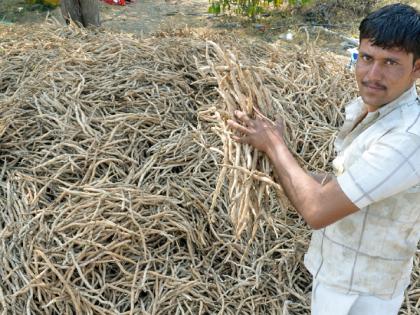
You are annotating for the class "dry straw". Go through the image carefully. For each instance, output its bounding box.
[0,22,418,315]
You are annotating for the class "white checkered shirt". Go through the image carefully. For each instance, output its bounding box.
[304,85,420,299]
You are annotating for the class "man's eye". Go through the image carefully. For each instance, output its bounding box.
[385,60,397,65]
[361,55,371,61]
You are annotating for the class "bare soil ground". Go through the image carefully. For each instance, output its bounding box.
[100,0,211,35]
[0,0,211,34]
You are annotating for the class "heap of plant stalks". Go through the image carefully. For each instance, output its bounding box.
[204,40,282,239]
[0,22,418,315]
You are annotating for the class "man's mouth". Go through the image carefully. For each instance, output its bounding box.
[362,81,387,91]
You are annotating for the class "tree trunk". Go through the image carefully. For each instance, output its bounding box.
[80,0,101,27]
[61,0,100,27]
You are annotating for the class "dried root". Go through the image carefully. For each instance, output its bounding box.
[0,22,418,315]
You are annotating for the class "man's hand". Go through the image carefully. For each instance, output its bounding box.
[226,109,359,230]
[227,110,284,155]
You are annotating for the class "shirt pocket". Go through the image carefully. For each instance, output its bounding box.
[406,183,420,194]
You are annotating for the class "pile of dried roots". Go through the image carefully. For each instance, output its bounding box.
[0,23,418,315]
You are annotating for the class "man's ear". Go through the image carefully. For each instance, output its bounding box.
[414,58,420,80]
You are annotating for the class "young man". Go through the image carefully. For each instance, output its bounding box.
[228,3,420,315]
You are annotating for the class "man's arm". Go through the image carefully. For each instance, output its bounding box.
[266,140,358,229]
[309,172,332,185]
[227,110,359,229]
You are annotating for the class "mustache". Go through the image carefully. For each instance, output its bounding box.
[362,81,387,90]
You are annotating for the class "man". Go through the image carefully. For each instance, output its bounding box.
[227,3,420,315]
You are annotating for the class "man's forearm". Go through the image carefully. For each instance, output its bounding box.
[309,172,332,185]
[266,141,325,227]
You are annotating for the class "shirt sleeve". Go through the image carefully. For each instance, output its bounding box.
[337,131,420,209]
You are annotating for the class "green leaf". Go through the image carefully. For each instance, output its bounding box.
[207,0,308,18]
[208,3,221,14]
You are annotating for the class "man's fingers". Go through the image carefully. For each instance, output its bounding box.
[232,135,248,144]
[234,110,252,125]
[254,108,271,123]
[275,118,284,130]
[227,119,250,134]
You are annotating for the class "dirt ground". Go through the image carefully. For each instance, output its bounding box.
[0,0,213,33]
[100,0,211,35]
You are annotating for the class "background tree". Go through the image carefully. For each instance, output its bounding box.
[61,0,100,27]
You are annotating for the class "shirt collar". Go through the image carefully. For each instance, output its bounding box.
[375,84,418,118]
[336,85,418,153]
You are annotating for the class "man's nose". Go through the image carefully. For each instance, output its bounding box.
[365,62,383,81]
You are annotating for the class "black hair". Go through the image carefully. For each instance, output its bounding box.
[359,3,420,61]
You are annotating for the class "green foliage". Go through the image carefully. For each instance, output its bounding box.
[208,0,311,18]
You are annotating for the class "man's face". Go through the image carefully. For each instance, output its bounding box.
[355,39,420,110]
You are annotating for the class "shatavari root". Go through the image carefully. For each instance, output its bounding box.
[0,22,418,315]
